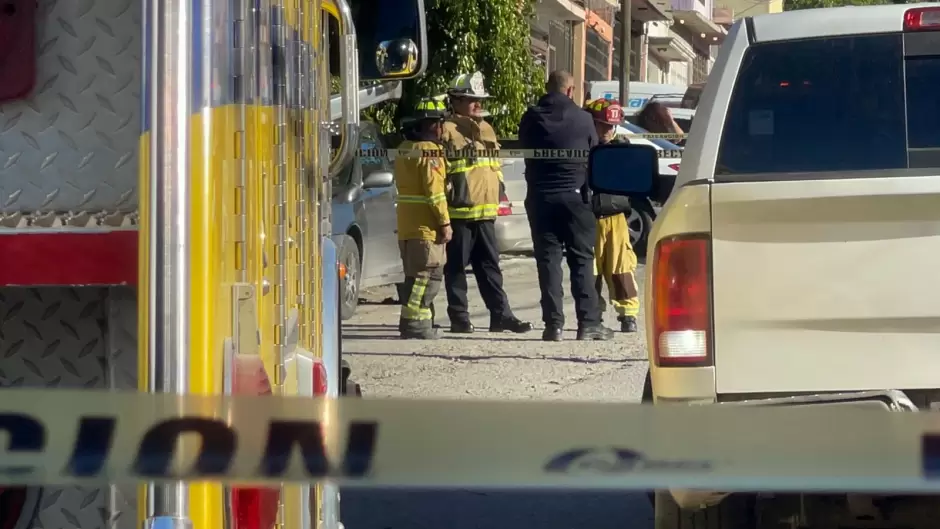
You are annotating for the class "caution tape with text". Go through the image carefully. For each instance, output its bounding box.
[358,147,684,160]
[355,133,689,161]
[4,389,940,490]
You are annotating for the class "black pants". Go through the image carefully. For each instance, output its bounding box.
[525,192,601,328]
[444,219,511,322]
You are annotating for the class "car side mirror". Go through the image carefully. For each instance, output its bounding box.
[351,0,428,80]
[587,143,657,198]
[362,170,394,189]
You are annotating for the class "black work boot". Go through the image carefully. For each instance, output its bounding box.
[542,326,563,342]
[619,316,638,333]
[450,320,475,334]
[577,324,615,341]
[490,315,534,334]
[400,326,439,340]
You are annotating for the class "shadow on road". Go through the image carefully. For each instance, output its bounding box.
[344,349,646,364]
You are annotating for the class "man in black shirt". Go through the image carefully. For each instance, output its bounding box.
[518,71,614,342]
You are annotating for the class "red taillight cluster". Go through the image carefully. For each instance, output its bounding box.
[904,7,940,31]
[651,235,711,367]
[497,191,513,216]
[229,355,327,529]
[313,358,328,396]
[231,355,280,529]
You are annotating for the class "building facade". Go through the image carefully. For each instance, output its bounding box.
[529,0,747,102]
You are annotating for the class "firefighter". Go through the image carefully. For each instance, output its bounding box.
[442,71,532,335]
[586,99,639,333]
[394,98,453,340]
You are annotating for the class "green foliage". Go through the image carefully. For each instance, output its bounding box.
[364,0,544,137]
[785,0,916,10]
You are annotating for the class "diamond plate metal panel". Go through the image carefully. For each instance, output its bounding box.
[0,286,137,529]
[105,286,138,529]
[0,0,141,215]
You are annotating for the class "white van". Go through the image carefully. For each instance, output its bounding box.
[584,80,688,115]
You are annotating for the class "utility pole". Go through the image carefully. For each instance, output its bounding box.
[618,0,632,106]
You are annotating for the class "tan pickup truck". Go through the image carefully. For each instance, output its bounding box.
[588,3,940,528]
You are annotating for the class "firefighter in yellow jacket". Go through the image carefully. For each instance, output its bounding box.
[586,99,640,333]
[442,71,532,335]
[394,98,453,340]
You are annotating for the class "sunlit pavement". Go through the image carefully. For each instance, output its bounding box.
[341,255,654,529]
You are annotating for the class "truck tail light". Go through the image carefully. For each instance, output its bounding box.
[231,355,279,529]
[652,234,712,367]
[0,0,37,103]
[498,191,512,216]
[313,358,328,396]
[904,7,940,31]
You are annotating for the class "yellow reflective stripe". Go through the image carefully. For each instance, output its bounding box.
[447,160,468,172]
[398,194,447,205]
[401,278,430,320]
[402,277,431,320]
[447,160,500,173]
[448,204,500,220]
[397,195,431,204]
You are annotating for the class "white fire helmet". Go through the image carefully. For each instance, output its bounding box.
[447,72,491,99]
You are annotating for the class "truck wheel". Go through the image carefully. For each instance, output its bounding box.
[339,235,361,321]
[654,491,756,529]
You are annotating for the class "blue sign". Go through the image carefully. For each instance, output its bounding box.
[601,92,649,108]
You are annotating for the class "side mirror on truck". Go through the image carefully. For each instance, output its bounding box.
[351,0,428,80]
[587,143,658,197]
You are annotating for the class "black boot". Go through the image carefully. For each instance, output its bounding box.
[450,320,475,334]
[577,324,615,341]
[490,315,533,333]
[619,316,638,333]
[542,326,563,342]
[400,326,439,340]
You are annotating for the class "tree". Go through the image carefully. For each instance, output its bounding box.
[785,0,917,10]
[362,0,545,137]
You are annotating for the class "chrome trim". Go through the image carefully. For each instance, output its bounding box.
[221,339,236,529]
[320,238,342,527]
[328,0,360,176]
[321,482,342,529]
[714,390,918,411]
[672,389,918,511]
[321,237,341,399]
[283,350,315,529]
[146,0,192,519]
[144,516,193,529]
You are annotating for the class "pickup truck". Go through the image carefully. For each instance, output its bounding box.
[587,3,940,529]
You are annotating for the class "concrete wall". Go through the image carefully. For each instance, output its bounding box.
[715,0,783,17]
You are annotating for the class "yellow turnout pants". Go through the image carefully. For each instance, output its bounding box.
[594,213,639,318]
[399,239,446,332]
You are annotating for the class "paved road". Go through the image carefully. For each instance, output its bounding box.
[341,255,653,529]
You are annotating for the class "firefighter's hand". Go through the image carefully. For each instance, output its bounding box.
[438,224,453,244]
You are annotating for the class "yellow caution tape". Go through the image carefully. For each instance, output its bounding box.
[4,389,940,490]
[358,147,684,160]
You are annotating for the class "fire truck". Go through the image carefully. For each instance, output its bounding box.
[0,0,425,527]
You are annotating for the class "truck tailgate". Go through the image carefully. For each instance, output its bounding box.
[710,176,940,394]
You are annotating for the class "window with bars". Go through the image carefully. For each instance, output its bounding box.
[549,20,574,73]
[585,27,610,82]
[611,16,642,81]
[692,50,709,84]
